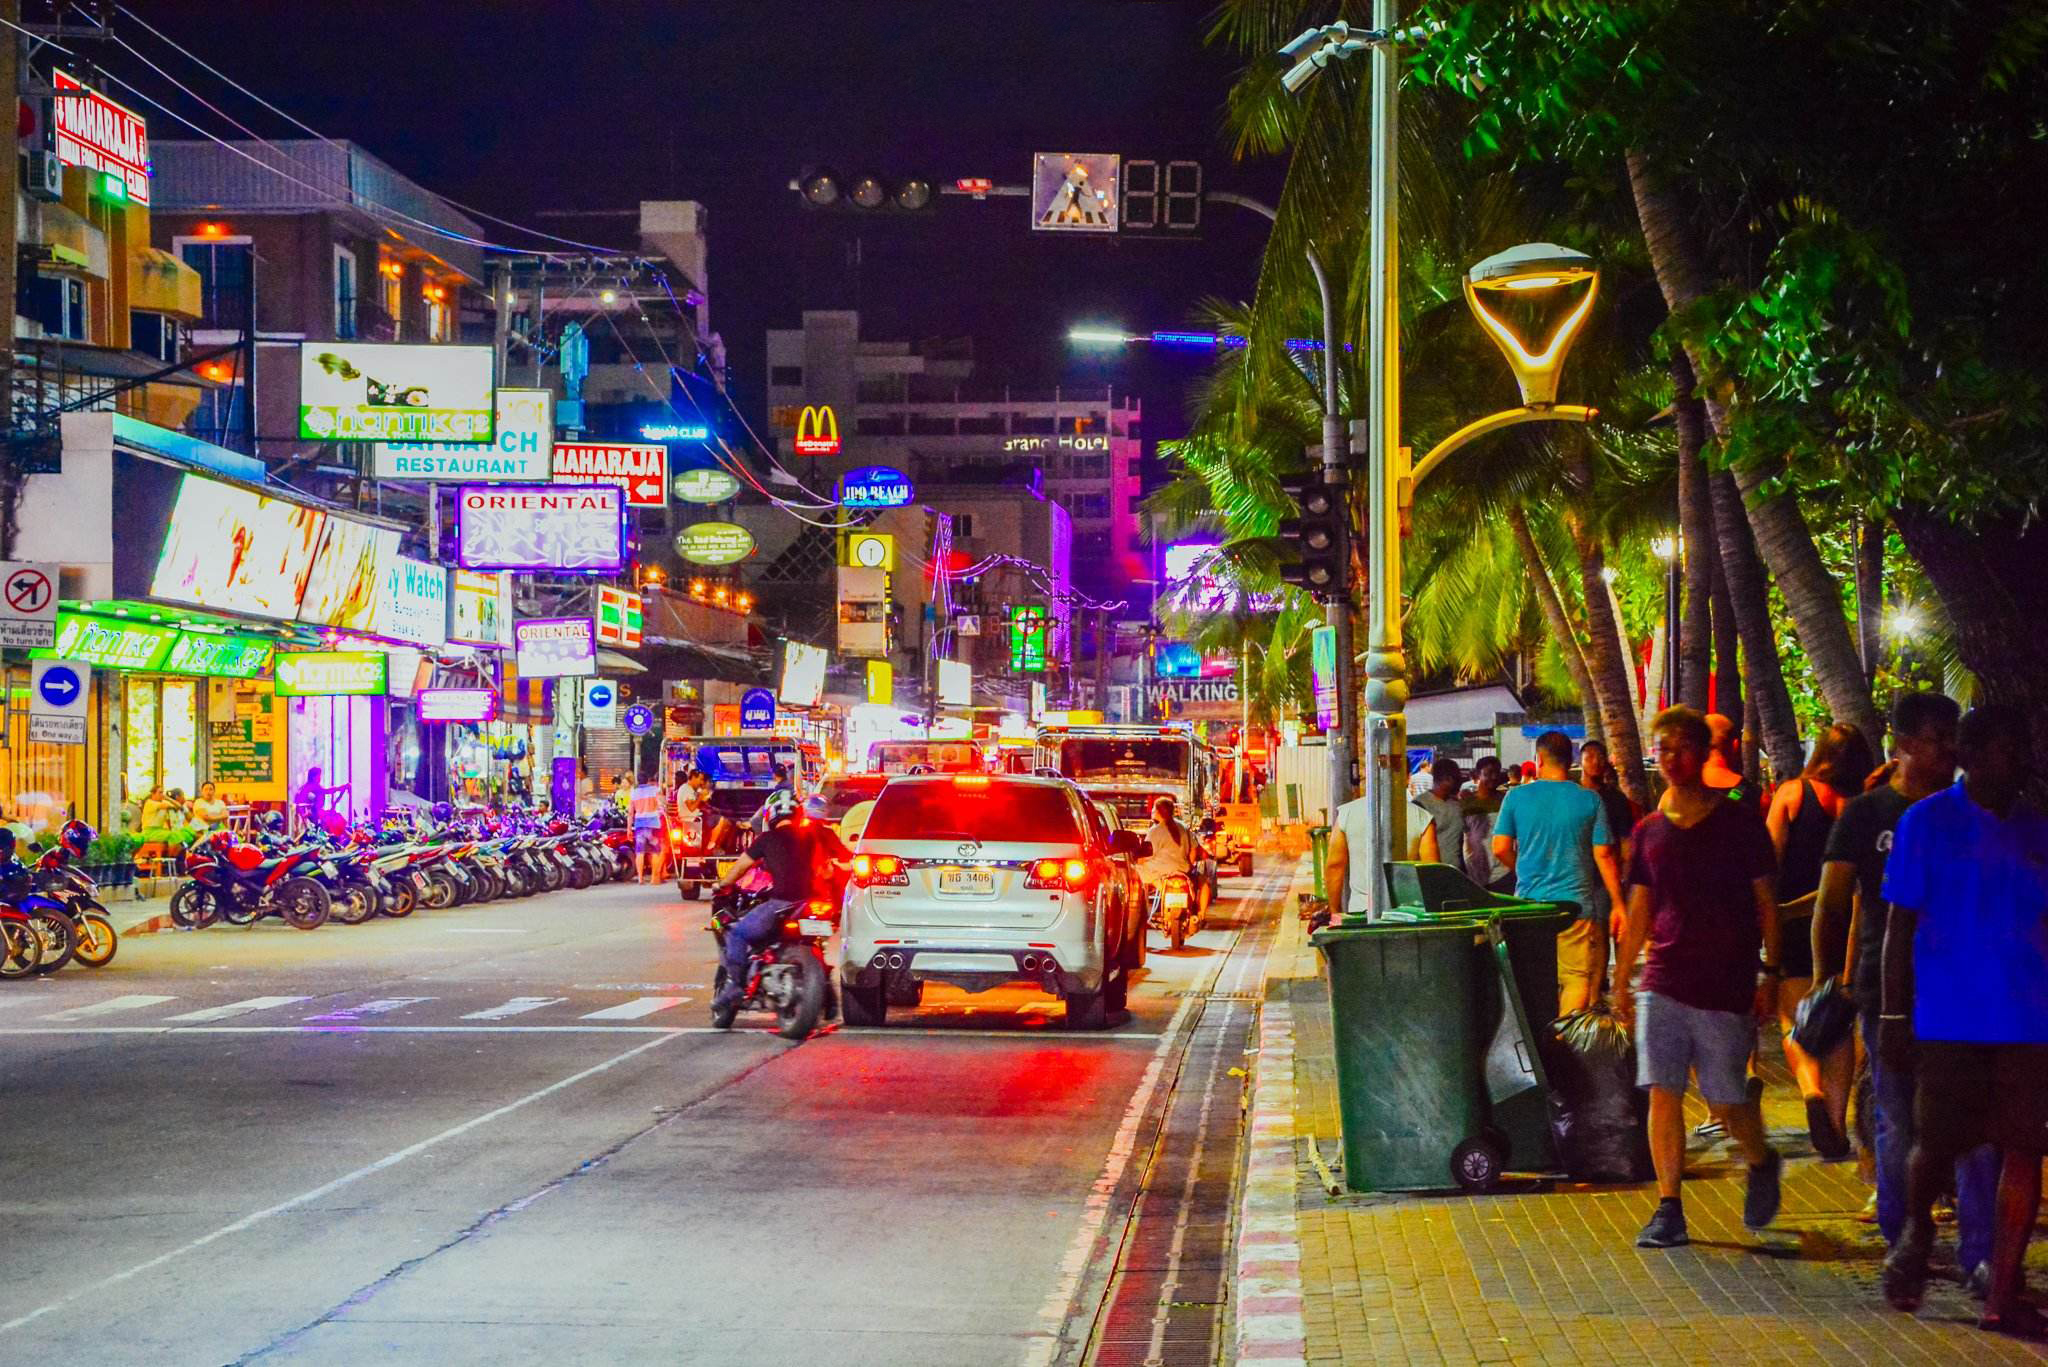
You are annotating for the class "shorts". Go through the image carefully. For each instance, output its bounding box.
[633,825,662,853]
[1915,1042,2048,1153]
[1777,913,1814,980]
[1636,990,1757,1106]
[1557,918,1608,994]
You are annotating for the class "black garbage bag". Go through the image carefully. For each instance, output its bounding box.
[1546,1006,1653,1183]
[1792,976,1857,1057]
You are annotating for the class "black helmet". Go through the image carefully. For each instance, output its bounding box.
[260,811,287,835]
[60,820,95,857]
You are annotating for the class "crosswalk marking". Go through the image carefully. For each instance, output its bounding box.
[42,994,178,1021]
[578,995,689,1021]
[305,997,433,1022]
[163,996,310,1023]
[462,997,565,1020]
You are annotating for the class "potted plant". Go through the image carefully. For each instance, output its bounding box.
[83,832,144,890]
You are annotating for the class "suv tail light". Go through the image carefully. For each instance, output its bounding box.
[1025,857,1096,892]
[851,853,908,887]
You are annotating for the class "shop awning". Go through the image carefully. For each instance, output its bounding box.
[595,649,648,674]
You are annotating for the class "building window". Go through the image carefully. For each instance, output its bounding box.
[770,364,803,386]
[1069,492,1110,520]
[32,276,90,340]
[381,263,405,339]
[424,286,451,342]
[953,514,975,538]
[176,238,253,329]
[188,380,247,451]
[333,246,358,339]
[130,311,179,362]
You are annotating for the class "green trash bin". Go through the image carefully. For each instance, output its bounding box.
[1312,918,1506,1192]
[1308,824,1332,901]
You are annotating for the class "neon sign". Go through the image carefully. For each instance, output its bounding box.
[838,465,913,509]
[793,405,841,457]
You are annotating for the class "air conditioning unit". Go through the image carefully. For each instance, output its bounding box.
[25,151,65,201]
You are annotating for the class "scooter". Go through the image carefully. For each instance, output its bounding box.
[1147,872,1199,951]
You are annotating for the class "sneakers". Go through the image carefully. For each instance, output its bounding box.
[1743,1149,1783,1230]
[1966,1262,1993,1301]
[1856,1192,1879,1224]
[1636,1200,1690,1248]
[1806,1097,1851,1161]
[1694,1117,1727,1139]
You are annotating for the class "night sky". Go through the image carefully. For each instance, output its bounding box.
[114,1,1283,464]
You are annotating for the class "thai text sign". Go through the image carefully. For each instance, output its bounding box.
[552,441,669,507]
[298,343,495,442]
[54,71,151,205]
[417,687,498,723]
[457,484,624,572]
[275,651,389,697]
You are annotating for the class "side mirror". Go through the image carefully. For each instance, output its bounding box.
[1112,830,1144,859]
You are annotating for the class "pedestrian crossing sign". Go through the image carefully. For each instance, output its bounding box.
[1032,153,1120,233]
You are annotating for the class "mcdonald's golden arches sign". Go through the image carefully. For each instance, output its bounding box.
[793,405,841,457]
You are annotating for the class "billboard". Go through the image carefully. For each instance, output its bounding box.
[417,687,498,723]
[552,441,669,507]
[1032,153,1120,233]
[514,616,597,678]
[150,473,326,622]
[596,586,643,648]
[1311,624,1337,730]
[298,343,495,443]
[275,651,389,697]
[53,71,151,205]
[161,632,275,679]
[937,658,973,707]
[448,570,513,648]
[297,518,400,631]
[839,465,913,509]
[777,641,828,708]
[793,405,841,457]
[457,484,624,572]
[373,388,552,481]
[376,555,449,649]
[1007,604,1049,673]
[1162,542,1277,615]
[674,521,754,566]
[673,467,743,504]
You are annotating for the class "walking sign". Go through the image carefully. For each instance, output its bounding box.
[1031,153,1120,233]
[0,561,60,648]
[30,657,91,745]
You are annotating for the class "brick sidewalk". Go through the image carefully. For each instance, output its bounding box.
[1244,890,2048,1365]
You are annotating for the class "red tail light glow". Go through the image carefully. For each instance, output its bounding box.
[1026,857,1096,891]
[851,853,907,887]
[953,774,990,789]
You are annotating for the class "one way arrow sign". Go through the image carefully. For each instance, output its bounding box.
[30,657,91,746]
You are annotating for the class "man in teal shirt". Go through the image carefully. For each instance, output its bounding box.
[1493,730,1627,1013]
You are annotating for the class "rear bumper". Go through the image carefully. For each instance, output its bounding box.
[843,942,1102,995]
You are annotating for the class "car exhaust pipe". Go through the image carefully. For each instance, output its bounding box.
[1020,953,1039,972]
[886,952,905,970]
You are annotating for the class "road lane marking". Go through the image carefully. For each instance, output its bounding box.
[578,995,689,1020]
[462,997,565,1020]
[163,996,310,1023]
[0,1032,682,1337]
[443,928,529,934]
[41,994,177,1021]
[304,997,433,1022]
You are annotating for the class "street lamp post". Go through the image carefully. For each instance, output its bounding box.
[1284,13,1602,921]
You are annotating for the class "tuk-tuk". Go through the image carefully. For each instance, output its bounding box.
[668,738,803,900]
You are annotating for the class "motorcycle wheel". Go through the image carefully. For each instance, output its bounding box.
[0,921,41,978]
[72,914,118,968]
[422,871,458,910]
[331,885,375,925]
[501,867,529,900]
[565,860,593,892]
[1169,909,1189,952]
[614,852,635,882]
[385,877,418,918]
[170,882,221,929]
[279,877,331,930]
[218,888,257,927]
[773,951,827,1040]
[474,868,502,902]
[540,860,566,894]
[709,967,737,1030]
[28,908,77,974]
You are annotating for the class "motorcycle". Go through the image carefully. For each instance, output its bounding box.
[0,904,43,978]
[1147,871,1199,951]
[707,885,832,1039]
[172,836,332,930]
[32,851,119,966]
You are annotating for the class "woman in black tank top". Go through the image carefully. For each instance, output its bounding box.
[1766,723,1876,1159]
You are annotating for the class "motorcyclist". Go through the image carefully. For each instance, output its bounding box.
[1135,796,1196,891]
[710,790,816,1019]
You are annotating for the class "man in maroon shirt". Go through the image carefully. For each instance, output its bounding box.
[1613,707,1785,1248]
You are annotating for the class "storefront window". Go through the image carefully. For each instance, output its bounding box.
[123,678,201,817]
[124,678,158,799]
[162,680,199,796]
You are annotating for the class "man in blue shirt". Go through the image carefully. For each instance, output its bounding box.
[1878,704,2048,1338]
[1493,730,1626,1014]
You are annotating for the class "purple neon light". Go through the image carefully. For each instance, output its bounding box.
[416,687,498,723]
[455,482,625,572]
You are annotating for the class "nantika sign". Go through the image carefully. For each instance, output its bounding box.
[839,465,913,509]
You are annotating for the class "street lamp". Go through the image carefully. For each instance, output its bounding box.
[1464,243,1598,408]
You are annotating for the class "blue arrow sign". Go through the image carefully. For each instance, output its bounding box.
[38,665,81,708]
[587,682,616,708]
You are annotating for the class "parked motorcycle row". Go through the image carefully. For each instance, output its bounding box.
[165,807,636,932]
[0,823,122,980]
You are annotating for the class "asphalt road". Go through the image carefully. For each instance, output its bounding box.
[0,869,1280,1366]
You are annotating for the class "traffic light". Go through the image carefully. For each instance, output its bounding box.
[1278,468,1346,598]
[796,167,937,214]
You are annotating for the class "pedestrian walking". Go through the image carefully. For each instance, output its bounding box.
[1491,730,1626,1014]
[1578,739,1638,865]
[1612,706,1784,1249]
[1766,721,1876,1159]
[1407,758,1468,879]
[1701,713,1755,804]
[1462,756,1513,893]
[1813,693,1998,1283]
[1879,704,2048,1338]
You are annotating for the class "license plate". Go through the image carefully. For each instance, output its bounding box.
[797,918,834,936]
[939,867,994,895]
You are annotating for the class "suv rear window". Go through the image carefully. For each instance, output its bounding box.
[863,781,1081,845]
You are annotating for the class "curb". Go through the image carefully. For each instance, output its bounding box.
[119,912,178,937]
[1233,861,1311,1366]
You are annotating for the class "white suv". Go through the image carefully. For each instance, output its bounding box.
[838,774,1142,1029]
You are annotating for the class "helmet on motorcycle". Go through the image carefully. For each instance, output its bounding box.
[759,789,798,829]
[60,819,95,858]
[802,794,830,821]
[260,811,287,835]
[431,801,454,824]
[207,830,239,854]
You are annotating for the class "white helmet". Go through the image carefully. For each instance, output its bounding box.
[760,789,798,827]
